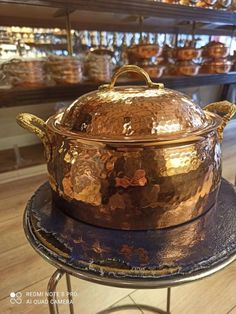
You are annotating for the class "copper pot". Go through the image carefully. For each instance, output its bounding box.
[196,0,217,7]
[16,65,236,230]
[47,56,83,85]
[216,0,232,9]
[129,62,165,78]
[174,47,202,61]
[201,59,232,73]
[171,61,201,76]
[1,58,47,87]
[127,43,162,61]
[203,42,230,59]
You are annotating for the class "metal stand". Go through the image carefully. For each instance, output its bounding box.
[47,269,171,314]
[24,179,236,314]
[47,269,74,314]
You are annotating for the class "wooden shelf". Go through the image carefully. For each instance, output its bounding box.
[25,42,67,49]
[2,0,236,25]
[1,72,236,108]
[0,1,236,36]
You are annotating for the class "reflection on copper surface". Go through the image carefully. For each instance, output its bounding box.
[58,84,214,140]
[48,128,221,230]
[162,144,201,176]
[159,220,205,261]
[16,66,236,231]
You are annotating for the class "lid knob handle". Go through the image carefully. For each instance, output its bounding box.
[100,65,164,90]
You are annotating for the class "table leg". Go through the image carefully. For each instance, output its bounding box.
[47,269,65,314]
[166,287,171,314]
[66,273,75,314]
[47,270,75,314]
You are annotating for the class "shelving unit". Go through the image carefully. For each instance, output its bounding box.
[0,0,236,107]
[0,0,235,173]
[24,42,67,50]
[0,1,236,35]
[0,72,235,108]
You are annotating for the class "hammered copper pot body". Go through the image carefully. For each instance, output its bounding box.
[45,128,221,230]
[16,65,236,231]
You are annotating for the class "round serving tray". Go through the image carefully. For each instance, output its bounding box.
[24,178,236,289]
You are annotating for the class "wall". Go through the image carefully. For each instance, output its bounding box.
[0,101,69,151]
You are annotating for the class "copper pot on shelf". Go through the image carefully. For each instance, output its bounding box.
[215,0,232,9]
[86,50,113,82]
[128,60,165,78]
[16,65,236,231]
[174,46,202,61]
[1,58,47,87]
[196,0,218,7]
[201,59,232,73]
[127,43,162,61]
[171,61,201,76]
[47,56,83,85]
[203,42,230,59]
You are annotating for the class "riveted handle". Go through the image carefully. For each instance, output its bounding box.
[204,101,236,141]
[16,113,51,161]
[100,65,164,90]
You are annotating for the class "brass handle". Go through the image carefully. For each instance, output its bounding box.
[204,101,236,140]
[100,65,164,90]
[16,113,51,161]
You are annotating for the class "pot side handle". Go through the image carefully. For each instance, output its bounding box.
[204,101,236,141]
[16,113,51,161]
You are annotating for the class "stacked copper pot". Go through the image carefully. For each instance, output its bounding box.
[127,39,165,78]
[201,42,232,74]
[170,42,202,76]
[85,47,113,82]
[47,56,83,85]
[1,58,47,87]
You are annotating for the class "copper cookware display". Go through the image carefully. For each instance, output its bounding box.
[129,60,166,78]
[47,56,83,85]
[86,49,113,82]
[203,41,230,59]
[232,51,236,71]
[127,42,162,61]
[16,65,236,230]
[1,58,47,87]
[172,43,202,76]
[202,42,231,74]
[201,58,232,73]
[137,63,165,78]
[171,61,201,76]
[196,0,218,8]
[127,38,164,78]
[216,0,232,9]
[174,46,202,61]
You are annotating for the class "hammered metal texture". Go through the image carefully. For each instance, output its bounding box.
[46,129,221,230]
[25,179,236,280]
[59,86,209,139]
[17,67,236,231]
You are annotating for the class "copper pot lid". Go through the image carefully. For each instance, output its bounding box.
[204,41,226,48]
[50,65,221,143]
